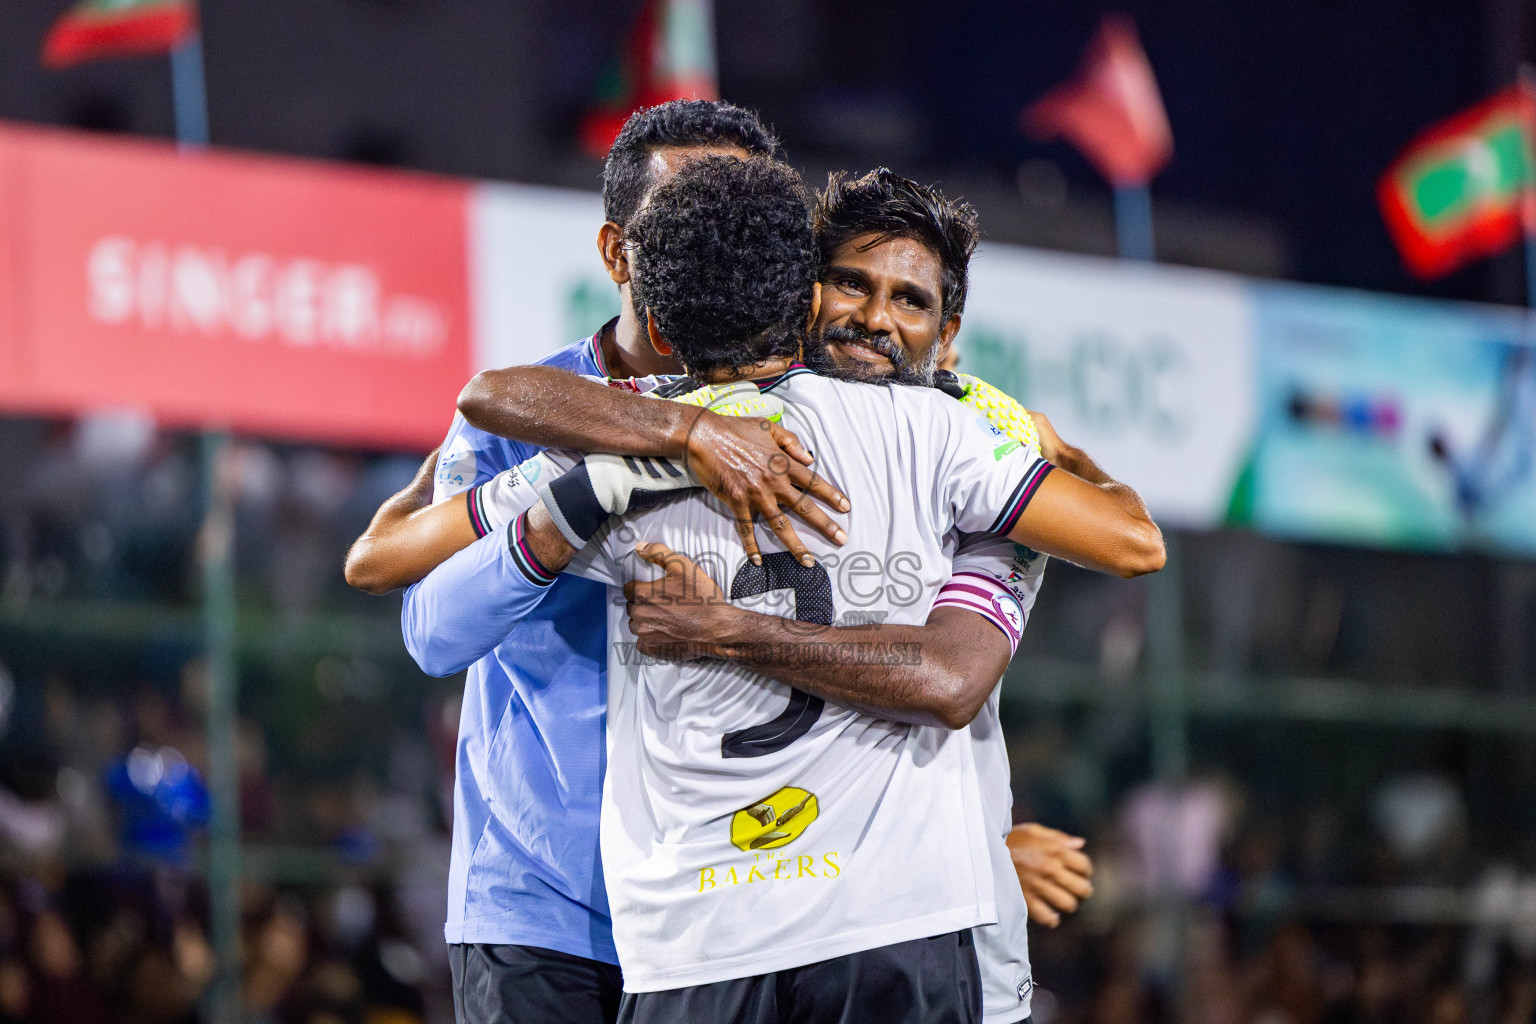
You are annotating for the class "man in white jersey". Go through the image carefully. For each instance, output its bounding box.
[618,168,1121,1021]
[507,156,1163,1022]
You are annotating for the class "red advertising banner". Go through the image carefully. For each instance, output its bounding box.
[0,123,472,450]
[0,131,21,405]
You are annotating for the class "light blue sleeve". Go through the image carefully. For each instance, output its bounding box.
[401,523,556,677]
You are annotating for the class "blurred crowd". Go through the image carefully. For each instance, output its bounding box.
[1029,905,1536,1024]
[0,415,456,1022]
[1012,722,1536,1024]
[0,672,1527,1024]
[0,413,418,617]
[0,660,458,1024]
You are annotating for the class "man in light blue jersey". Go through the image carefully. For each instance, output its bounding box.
[347,101,853,1024]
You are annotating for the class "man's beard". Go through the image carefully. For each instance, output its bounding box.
[806,324,940,387]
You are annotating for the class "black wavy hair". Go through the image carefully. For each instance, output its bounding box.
[813,169,980,324]
[627,156,817,379]
[602,100,780,227]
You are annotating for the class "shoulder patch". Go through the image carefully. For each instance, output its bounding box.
[515,455,544,486]
[436,440,478,494]
[1006,544,1048,586]
[975,414,1008,440]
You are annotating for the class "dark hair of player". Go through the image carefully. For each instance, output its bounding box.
[813,168,980,325]
[627,156,817,380]
[602,100,781,228]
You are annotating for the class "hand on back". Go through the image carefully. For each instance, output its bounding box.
[680,405,849,567]
[1007,823,1094,928]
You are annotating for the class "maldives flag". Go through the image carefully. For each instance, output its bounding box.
[1377,87,1536,279]
[1022,15,1172,186]
[43,0,196,69]
[579,0,718,158]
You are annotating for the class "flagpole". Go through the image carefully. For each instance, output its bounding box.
[1116,171,1188,1023]
[1113,183,1156,262]
[170,25,241,1024]
[169,31,210,148]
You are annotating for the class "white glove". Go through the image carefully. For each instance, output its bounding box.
[463,450,576,538]
[537,451,700,547]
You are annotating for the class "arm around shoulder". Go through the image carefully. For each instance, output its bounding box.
[1009,468,1165,579]
[457,365,694,457]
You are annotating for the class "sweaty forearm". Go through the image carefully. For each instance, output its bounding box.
[458,366,700,457]
[694,607,1006,730]
[1009,468,1164,578]
[1049,441,1112,486]
[348,495,480,595]
[519,502,580,575]
[345,448,443,595]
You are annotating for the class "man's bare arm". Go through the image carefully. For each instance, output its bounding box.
[1008,411,1165,579]
[621,544,1009,730]
[1032,410,1112,485]
[460,366,699,458]
[344,448,481,595]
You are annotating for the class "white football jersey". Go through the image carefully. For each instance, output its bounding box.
[568,368,1056,992]
[940,534,1049,1023]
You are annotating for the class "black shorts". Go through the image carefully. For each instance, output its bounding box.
[450,943,623,1024]
[618,929,981,1024]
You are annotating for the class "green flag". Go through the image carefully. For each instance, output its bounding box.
[1378,86,1536,278]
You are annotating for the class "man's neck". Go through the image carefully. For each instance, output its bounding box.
[603,305,682,379]
[702,355,799,384]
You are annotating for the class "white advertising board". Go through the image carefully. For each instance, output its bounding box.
[470,182,618,371]
[960,246,1257,527]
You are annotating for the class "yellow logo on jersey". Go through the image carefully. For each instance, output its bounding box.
[730,787,819,851]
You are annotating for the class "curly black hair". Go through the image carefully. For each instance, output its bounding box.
[626,156,817,379]
[603,100,781,227]
[813,169,980,325]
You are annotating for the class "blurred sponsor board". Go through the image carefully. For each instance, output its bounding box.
[3,120,1535,555]
[470,182,616,371]
[0,122,471,450]
[471,188,1536,555]
[961,246,1256,530]
[1244,285,1536,555]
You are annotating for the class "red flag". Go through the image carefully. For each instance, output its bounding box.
[42,0,196,69]
[1376,86,1536,278]
[579,0,718,158]
[1022,15,1172,186]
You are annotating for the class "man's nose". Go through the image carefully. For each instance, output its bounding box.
[853,294,897,336]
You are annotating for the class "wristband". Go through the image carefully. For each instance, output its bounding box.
[466,452,563,538]
[506,511,559,587]
[535,380,787,547]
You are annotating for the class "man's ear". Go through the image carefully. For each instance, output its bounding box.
[936,312,962,361]
[597,222,630,285]
[805,282,822,331]
[645,313,673,357]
